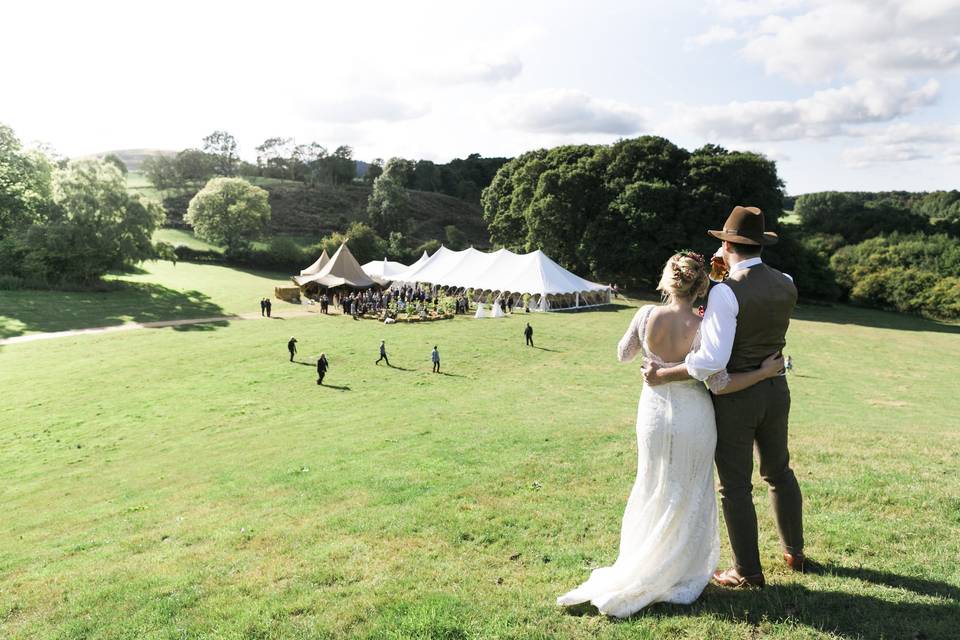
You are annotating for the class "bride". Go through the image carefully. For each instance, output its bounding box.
[557,251,784,618]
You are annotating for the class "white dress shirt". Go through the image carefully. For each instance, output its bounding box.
[685,257,791,383]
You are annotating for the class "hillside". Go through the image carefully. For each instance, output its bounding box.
[161,181,490,248]
[80,148,178,170]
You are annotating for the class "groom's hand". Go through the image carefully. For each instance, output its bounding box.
[643,362,665,386]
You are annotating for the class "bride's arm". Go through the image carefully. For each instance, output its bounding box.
[617,307,646,362]
[707,352,784,395]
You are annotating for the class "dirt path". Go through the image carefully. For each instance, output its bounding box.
[1,309,320,346]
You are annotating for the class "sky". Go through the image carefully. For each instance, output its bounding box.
[2,0,959,194]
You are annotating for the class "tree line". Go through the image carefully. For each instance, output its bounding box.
[479,135,960,320]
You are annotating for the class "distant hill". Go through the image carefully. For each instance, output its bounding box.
[79,149,178,171]
[160,181,490,248]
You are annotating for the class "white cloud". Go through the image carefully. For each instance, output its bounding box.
[667,78,939,142]
[842,122,960,167]
[685,26,739,48]
[298,95,428,124]
[430,56,523,85]
[706,0,806,20]
[494,89,646,135]
[733,0,960,83]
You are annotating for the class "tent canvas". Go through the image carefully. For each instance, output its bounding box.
[299,249,330,276]
[361,257,409,285]
[293,242,376,288]
[391,245,609,300]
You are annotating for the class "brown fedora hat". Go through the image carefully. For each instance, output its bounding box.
[708,205,778,246]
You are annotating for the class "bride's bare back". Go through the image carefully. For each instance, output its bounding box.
[645,305,702,364]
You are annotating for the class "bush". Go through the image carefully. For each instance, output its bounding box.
[831,233,960,319]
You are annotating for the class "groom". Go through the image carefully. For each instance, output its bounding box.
[645,205,814,588]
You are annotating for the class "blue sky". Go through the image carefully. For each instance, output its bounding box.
[3,0,959,194]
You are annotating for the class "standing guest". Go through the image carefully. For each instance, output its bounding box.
[524,322,534,347]
[375,339,390,366]
[265,298,272,318]
[317,353,329,385]
[287,337,298,362]
[260,298,266,316]
[785,355,793,374]
[431,345,440,373]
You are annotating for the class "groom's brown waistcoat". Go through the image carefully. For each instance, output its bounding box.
[724,263,797,373]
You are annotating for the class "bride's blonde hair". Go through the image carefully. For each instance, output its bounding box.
[657,251,709,301]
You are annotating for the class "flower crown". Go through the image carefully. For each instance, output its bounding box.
[671,250,706,285]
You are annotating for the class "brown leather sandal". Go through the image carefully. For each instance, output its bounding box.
[784,552,823,574]
[712,567,765,588]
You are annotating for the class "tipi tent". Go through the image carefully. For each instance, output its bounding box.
[299,249,330,276]
[293,243,376,289]
[361,257,409,285]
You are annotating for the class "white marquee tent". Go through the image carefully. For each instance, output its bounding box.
[361,257,409,286]
[389,246,610,309]
[299,249,330,276]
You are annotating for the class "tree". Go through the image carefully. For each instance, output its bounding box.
[364,158,384,185]
[0,123,54,236]
[330,145,356,185]
[30,159,164,283]
[141,155,178,191]
[367,163,408,236]
[174,148,215,184]
[255,137,295,179]
[316,222,386,265]
[795,191,928,243]
[202,130,239,176]
[293,142,327,182]
[101,153,128,176]
[444,225,467,250]
[481,135,784,288]
[185,177,270,252]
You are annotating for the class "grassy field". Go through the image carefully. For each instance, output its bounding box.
[0,261,294,339]
[1,264,959,639]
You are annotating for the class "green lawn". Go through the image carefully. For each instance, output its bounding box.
[1,265,959,639]
[0,261,295,339]
[152,229,223,253]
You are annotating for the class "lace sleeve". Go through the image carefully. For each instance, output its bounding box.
[618,306,649,363]
[705,370,730,393]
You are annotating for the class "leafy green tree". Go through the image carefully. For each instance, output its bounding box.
[36,160,164,282]
[364,158,384,185]
[795,191,928,243]
[481,136,784,288]
[330,145,356,185]
[0,123,54,235]
[202,130,239,176]
[185,177,270,252]
[317,222,386,264]
[141,155,178,191]
[101,153,128,176]
[174,149,215,184]
[386,231,412,262]
[367,161,409,235]
[444,225,467,250]
[256,137,295,179]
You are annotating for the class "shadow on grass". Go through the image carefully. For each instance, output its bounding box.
[437,371,467,378]
[579,565,960,639]
[794,302,960,335]
[320,383,351,391]
[0,281,228,340]
[531,345,559,352]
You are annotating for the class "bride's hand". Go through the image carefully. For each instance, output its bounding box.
[643,362,665,386]
[760,352,785,378]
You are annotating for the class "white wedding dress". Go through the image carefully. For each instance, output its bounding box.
[557,304,720,618]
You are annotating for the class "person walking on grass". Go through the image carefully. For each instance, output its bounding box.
[260,298,266,316]
[265,298,272,318]
[375,339,390,366]
[431,345,440,373]
[317,353,329,385]
[288,337,297,362]
[524,322,534,347]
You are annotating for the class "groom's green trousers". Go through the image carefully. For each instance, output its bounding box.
[713,375,804,576]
